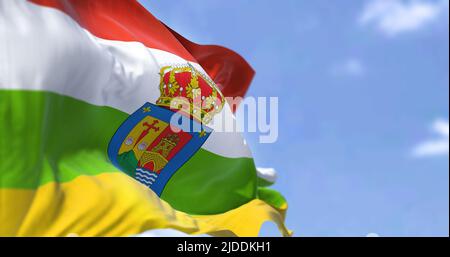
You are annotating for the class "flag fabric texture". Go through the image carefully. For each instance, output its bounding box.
[0,0,290,236]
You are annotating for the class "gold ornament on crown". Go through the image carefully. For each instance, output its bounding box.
[156,64,225,124]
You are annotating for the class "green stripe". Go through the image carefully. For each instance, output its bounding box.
[0,90,126,189]
[257,188,287,210]
[0,90,261,214]
[163,149,256,214]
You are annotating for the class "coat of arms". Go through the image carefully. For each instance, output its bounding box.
[108,64,224,195]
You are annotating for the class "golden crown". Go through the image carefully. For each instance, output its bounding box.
[156,64,224,124]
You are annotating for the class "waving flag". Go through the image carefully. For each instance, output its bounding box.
[0,0,289,236]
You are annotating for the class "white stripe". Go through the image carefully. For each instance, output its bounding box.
[0,0,252,159]
[256,167,278,184]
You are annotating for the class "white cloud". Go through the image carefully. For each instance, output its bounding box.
[331,58,365,77]
[412,119,449,158]
[366,232,380,237]
[359,0,448,36]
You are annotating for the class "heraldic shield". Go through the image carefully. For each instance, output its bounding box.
[108,102,212,196]
[108,64,224,196]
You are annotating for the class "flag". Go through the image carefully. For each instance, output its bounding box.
[0,0,290,236]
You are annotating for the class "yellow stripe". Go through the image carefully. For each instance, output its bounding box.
[0,173,291,237]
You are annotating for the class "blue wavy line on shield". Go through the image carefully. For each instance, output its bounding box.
[136,167,158,177]
[136,173,156,182]
[136,177,153,186]
[136,172,157,180]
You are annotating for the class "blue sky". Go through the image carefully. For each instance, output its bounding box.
[141,0,449,236]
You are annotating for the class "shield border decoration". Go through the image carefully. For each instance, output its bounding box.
[108,102,212,196]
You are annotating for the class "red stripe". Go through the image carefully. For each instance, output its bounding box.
[165,25,255,104]
[30,0,254,106]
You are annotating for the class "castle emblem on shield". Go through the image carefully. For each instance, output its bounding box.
[108,64,224,195]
